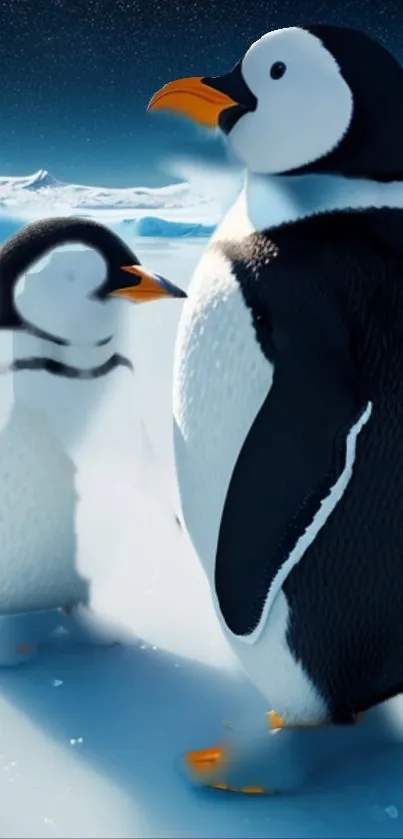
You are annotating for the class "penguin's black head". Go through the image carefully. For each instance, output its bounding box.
[0,217,186,336]
[148,24,403,181]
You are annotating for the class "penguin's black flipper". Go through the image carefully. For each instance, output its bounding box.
[215,265,370,639]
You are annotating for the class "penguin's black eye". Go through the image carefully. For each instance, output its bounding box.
[270,61,286,80]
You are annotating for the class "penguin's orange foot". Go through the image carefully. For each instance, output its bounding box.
[186,744,226,775]
[268,710,286,729]
[185,745,271,795]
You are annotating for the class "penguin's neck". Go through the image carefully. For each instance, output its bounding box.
[239,172,403,234]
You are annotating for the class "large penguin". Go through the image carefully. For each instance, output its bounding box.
[0,217,185,665]
[149,25,403,791]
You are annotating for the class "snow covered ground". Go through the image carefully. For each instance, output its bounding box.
[1,181,403,837]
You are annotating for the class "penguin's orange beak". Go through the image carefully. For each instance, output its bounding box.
[109,265,187,304]
[147,77,239,128]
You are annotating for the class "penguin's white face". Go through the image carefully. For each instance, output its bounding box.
[228,27,353,174]
[15,245,117,346]
[149,26,354,176]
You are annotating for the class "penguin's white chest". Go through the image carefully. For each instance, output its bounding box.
[0,401,87,613]
[173,243,272,582]
[173,222,328,723]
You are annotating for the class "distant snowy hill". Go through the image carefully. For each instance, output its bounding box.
[10,169,63,191]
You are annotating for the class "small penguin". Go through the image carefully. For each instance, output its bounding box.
[149,26,403,791]
[0,217,185,664]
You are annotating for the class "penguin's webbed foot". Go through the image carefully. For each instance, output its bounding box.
[183,706,398,795]
[184,710,314,795]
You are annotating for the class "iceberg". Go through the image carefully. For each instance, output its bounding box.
[132,216,216,237]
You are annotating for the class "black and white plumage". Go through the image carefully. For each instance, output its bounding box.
[149,24,403,743]
[0,217,185,662]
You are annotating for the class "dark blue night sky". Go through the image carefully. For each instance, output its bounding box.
[0,0,401,187]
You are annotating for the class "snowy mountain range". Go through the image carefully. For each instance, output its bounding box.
[0,168,221,218]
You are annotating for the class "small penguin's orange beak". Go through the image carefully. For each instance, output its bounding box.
[109,264,187,304]
[147,76,239,128]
